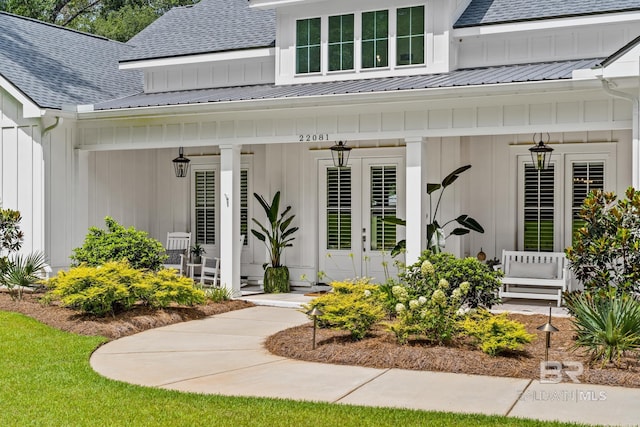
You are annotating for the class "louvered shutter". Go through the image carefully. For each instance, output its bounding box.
[370,165,397,250]
[326,167,351,249]
[523,164,554,251]
[571,162,604,245]
[195,170,215,245]
[240,169,248,245]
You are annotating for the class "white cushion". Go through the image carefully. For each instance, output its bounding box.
[507,261,557,279]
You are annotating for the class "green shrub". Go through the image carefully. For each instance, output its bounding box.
[386,265,469,345]
[140,269,205,308]
[47,261,205,316]
[566,188,640,294]
[565,288,640,365]
[459,310,534,356]
[71,217,166,271]
[204,286,232,303]
[410,251,502,308]
[303,279,384,340]
[0,251,48,301]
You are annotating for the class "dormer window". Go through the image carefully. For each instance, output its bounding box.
[362,10,388,69]
[396,6,424,66]
[296,17,321,74]
[328,14,354,71]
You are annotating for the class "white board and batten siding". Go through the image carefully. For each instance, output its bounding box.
[0,88,45,257]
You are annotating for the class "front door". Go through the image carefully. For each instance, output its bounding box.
[319,157,404,283]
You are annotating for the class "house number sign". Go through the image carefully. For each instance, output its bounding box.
[299,134,330,142]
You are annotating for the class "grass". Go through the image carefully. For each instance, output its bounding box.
[0,311,587,427]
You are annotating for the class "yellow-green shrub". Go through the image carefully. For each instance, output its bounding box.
[47,261,205,316]
[139,269,205,308]
[303,279,384,340]
[459,310,535,356]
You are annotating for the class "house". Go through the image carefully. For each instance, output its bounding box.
[1,0,639,296]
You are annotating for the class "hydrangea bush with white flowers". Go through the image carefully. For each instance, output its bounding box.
[387,260,471,344]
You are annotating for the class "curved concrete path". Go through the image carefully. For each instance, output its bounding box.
[91,306,640,426]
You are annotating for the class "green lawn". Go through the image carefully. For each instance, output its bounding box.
[0,311,588,427]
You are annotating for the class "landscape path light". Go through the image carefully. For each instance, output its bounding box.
[537,306,559,364]
[306,306,324,350]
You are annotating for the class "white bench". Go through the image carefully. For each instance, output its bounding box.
[498,250,570,307]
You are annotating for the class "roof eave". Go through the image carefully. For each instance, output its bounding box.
[0,74,47,118]
[78,77,602,120]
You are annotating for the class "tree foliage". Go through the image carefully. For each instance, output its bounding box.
[0,0,199,41]
[566,187,640,294]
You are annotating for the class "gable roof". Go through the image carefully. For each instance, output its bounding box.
[455,0,640,28]
[0,12,142,110]
[93,58,602,111]
[122,0,276,63]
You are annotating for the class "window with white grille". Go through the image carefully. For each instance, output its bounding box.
[326,167,351,249]
[370,165,397,250]
[194,170,215,245]
[523,164,554,252]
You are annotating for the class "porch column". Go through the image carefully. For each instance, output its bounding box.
[72,149,90,251]
[405,137,427,265]
[220,144,242,297]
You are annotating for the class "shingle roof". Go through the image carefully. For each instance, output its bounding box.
[455,0,640,28]
[93,58,602,111]
[0,12,142,110]
[122,0,276,62]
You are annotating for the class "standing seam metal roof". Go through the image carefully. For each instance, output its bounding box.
[93,58,602,111]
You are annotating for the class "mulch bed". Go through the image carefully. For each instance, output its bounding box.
[3,291,640,388]
[265,313,640,388]
[0,291,252,339]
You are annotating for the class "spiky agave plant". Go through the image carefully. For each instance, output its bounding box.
[565,288,640,365]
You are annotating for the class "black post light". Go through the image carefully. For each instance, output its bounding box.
[306,306,324,349]
[172,147,191,178]
[537,306,559,363]
[529,133,554,171]
[330,141,352,168]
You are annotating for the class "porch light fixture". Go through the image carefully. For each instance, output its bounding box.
[330,141,352,168]
[529,133,554,171]
[172,147,191,178]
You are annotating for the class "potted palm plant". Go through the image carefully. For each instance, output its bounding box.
[251,191,298,293]
[189,243,206,264]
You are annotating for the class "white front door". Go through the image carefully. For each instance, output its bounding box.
[319,157,405,283]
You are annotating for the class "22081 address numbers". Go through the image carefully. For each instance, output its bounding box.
[299,134,329,142]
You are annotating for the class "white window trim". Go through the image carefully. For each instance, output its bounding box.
[189,155,254,260]
[294,5,426,77]
[513,142,617,252]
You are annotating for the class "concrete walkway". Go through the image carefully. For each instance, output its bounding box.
[91,306,640,427]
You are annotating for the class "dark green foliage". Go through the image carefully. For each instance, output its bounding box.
[0,206,23,256]
[407,251,502,308]
[566,188,640,294]
[71,217,166,271]
[383,165,483,256]
[565,288,640,365]
[0,0,199,42]
[252,191,298,293]
[47,261,205,316]
[0,252,47,301]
